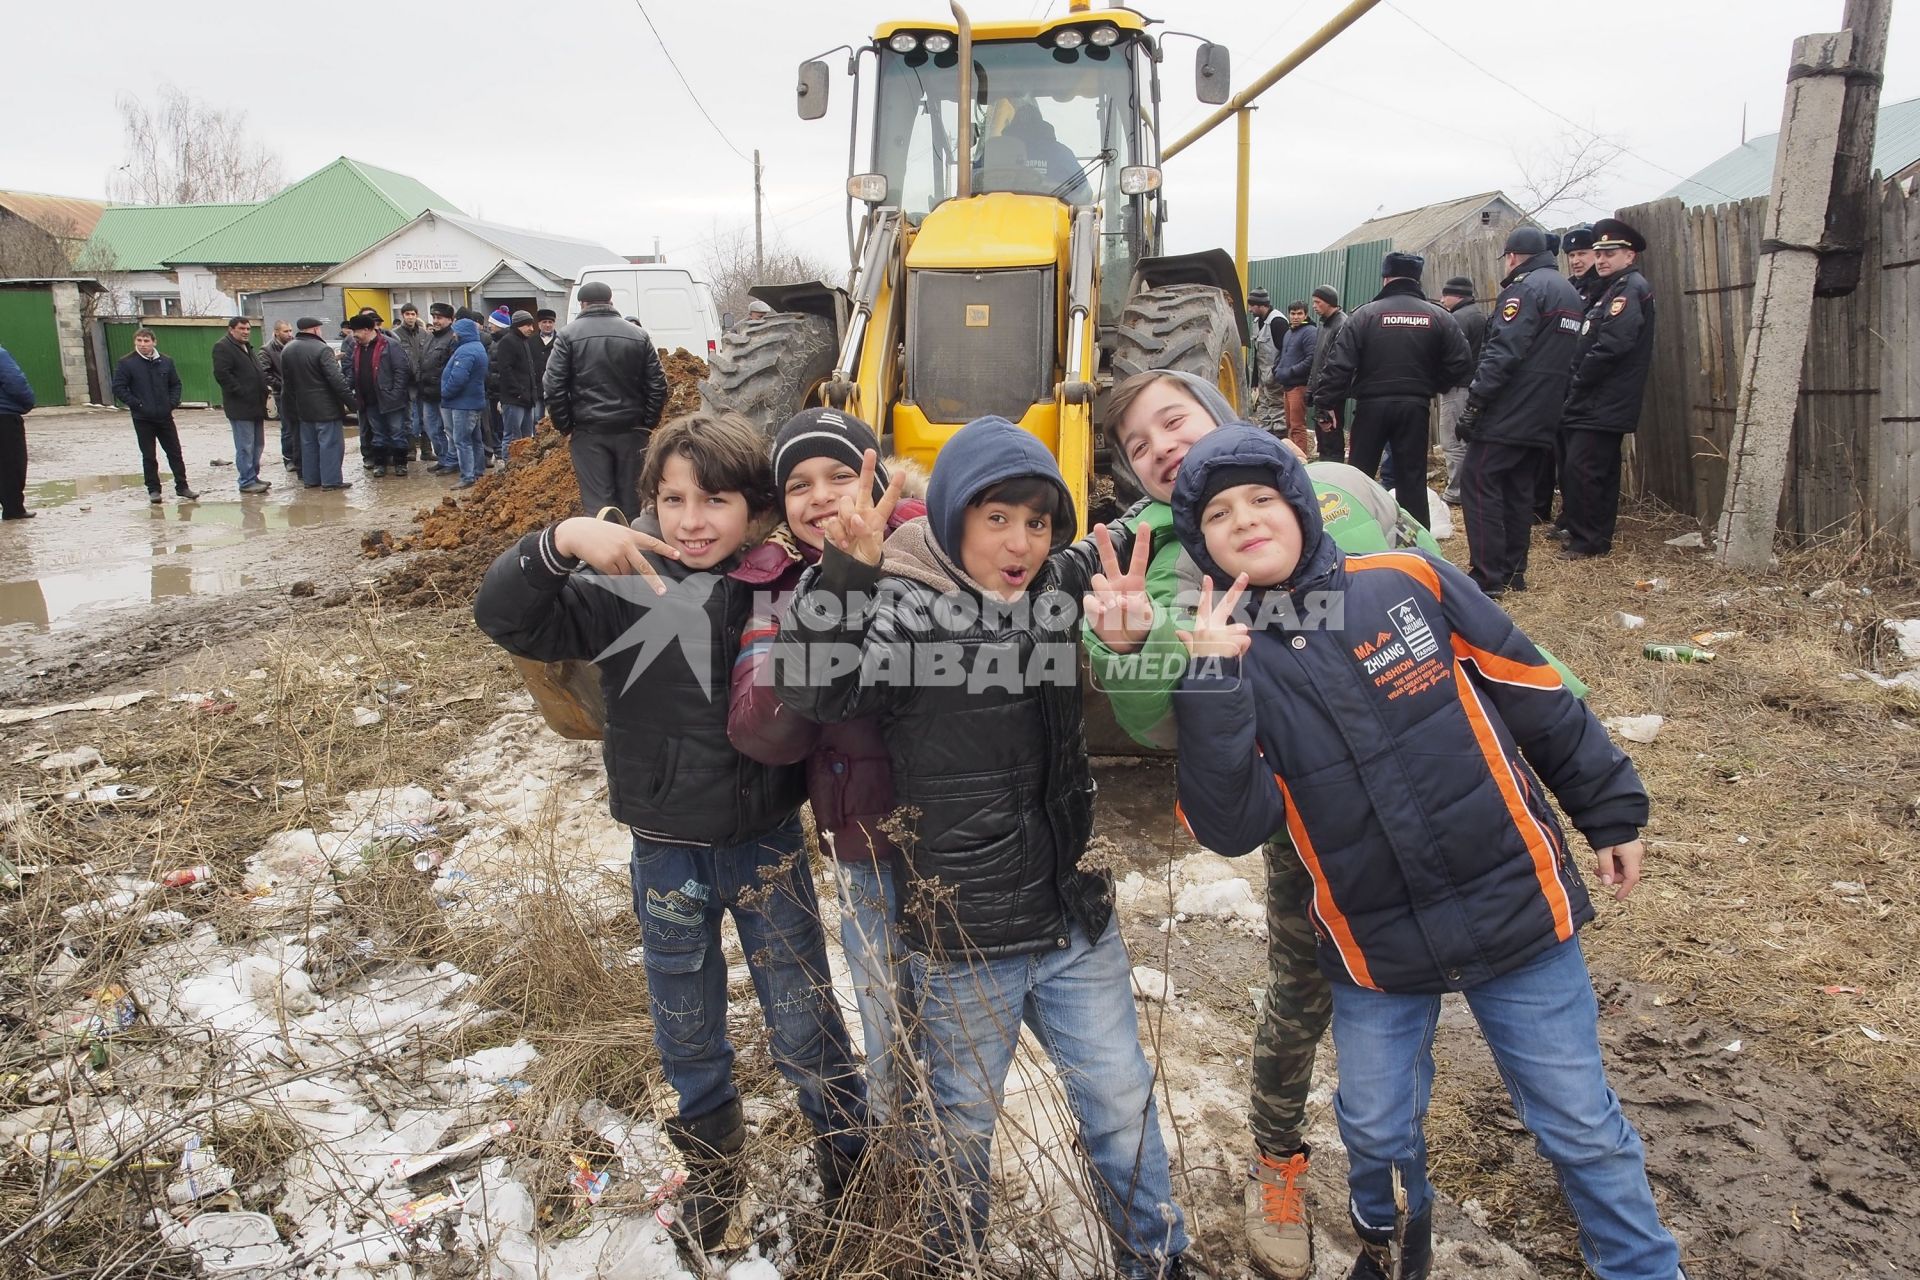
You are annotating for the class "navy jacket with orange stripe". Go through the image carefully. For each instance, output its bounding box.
[1169,427,1647,994]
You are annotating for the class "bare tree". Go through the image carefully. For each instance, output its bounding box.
[107,86,285,206]
[1513,128,1626,221]
[699,224,842,328]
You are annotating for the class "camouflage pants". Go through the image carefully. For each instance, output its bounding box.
[1254,384,1288,436]
[1250,839,1334,1157]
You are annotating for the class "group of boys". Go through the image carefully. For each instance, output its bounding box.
[475,360,1689,1277]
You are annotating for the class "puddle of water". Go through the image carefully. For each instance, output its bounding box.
[0,563,255,636]
[28,473,151,507]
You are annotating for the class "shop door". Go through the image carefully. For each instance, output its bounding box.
[342,288,394,324]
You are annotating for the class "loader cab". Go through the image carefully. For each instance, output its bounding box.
[863,14,1163,324]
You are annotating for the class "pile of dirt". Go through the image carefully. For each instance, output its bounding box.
[372,350,709,608]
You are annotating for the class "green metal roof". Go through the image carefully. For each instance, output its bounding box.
[80,202,254,272]
[164,157,462,266]
[1665,95,1920,207]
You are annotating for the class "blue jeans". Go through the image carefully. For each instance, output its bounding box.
[1331,938,1681,1280]
[447,408,485,482]
[501,403,534,454]
[298,420,345,487]
[279,412,301,470]
[363,407,408,465]
[912,918,1188,1279]
[407,394,428,443]
[629,821,866,1152]
[421,401,456,464]
[833,851,912,1123]
[229,419,264,488]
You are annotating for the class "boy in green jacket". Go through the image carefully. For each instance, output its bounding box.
[1084,368,1584,1279]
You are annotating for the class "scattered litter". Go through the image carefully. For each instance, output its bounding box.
[62,889,147,926]
[569,1155,611,1204]
[1885,618,1920,661]
[1424,490,1453,539]
[1129,965,1173,1003]
[168,1135,237,1204]
[1643,642,1715,663]
[390,1177,469,1229]
[1613,612,1645,630]
[1665,531,1707,548]
[38,745,104,772]
[1632,578,1669,592]
[156,1210,293,1274]
[1603,714,1665,744]
[1821,985,1864,995]
[64,984,139,1039]
[1809,579,1847,601]
[277,779,304,791]
[1860,668,1920,692]
[1723,1039,1743,1054]
[384,1119,515,1185]
[72,783,153,805]
[1690,629,1742,647]
[351,707,382,727]
[161,866,213,889]
[412,848,445,873]
[1831,880,1867,895]
[1860,1025,1888,1043]
[0,690,152,725]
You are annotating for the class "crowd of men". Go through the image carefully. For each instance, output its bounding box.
[1244,216,1656,593]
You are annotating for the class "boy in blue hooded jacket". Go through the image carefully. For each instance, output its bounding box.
[1163,425,1686,1280]
[774,415,1197,1280]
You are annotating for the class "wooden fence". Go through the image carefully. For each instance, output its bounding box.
[1616,182,1920,557]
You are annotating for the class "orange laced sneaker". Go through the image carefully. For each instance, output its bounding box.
[1244,1148,1314,1280]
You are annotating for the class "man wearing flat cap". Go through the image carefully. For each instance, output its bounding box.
[1246,288,1283,438]
[531,309,559,425]
[1312,250,1472,530]
[1455,226,1584,594]
[1558,217,1656,560]
[345,312,414,478]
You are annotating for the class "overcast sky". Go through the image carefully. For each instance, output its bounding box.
[5,1,1914,277]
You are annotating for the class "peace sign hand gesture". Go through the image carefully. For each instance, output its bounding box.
[822,449,907,566]
[1176,574,1252,660]
[1083,523,1156,653]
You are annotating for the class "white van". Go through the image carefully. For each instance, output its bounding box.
[568,264,725,360]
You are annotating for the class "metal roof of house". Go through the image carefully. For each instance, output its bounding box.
[1664,95,1920,207]
[1323,190,1525,253]
[81,202,255,272]
[435,212,620,282]
[0,191,112,241]
[165,157,462,266]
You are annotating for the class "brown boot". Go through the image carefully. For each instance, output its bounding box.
[1245,1146,1314,1280]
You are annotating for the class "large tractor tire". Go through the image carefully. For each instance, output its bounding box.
[1108,283,1247,416]
[700,311,837,437]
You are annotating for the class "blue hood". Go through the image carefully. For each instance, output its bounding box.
[924,415,1074,560]
[452,318,482,345]
[1170,424,1335,591]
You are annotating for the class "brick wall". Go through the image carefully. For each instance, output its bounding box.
[211,265,328,296]
[48,282,91,406]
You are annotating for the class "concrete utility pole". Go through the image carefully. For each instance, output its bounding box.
[753,149,764,278]
[1817,0,1892,297]
[1716,30,1857,569]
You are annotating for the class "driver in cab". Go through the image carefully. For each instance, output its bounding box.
[982,101,1091,203]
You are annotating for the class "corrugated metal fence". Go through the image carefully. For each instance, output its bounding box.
[100,317,260,408]
[1248,239,1393,318]
[0,287,64,405]
[1617,184,1919,557]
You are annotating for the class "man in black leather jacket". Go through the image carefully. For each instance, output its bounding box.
[542,281,668,515]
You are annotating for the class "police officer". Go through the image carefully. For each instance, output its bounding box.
[1559,217,1656,560]
[1313,251,1472,530]
[1454,226,1585,595]
[1563,224,1604,306]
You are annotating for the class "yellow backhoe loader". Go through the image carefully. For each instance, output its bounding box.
[703,1,1248,530]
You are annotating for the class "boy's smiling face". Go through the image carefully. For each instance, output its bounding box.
[783,455,864,551]
[1116,377,1215,504]
[960,500,1051,600]
[656,452,752,569]
[1201,483,1303,587]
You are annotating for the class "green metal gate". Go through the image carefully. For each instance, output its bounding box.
[104,319,259,408]
[0,288,65,406]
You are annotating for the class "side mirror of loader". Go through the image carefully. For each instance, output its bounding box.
[1195,43,1230,105]
[797,60,831,120]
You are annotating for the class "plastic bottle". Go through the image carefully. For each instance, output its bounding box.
[1643,643,1715,663]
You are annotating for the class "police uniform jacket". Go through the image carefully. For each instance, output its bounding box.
[1312,278,1473,409]
[1170,428,1647,993]
[1465,252,1585,449]
[1563,266,1656,433]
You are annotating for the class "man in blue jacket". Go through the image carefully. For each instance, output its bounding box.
[112,329,199,504]
[1165,425,1686,1280]
[0,343,34,520]
[439,318,490,488]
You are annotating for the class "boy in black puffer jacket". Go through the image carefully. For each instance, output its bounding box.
[773,415,1198,1280]
[1166,425,1686,1280]
[474,412,866,1249]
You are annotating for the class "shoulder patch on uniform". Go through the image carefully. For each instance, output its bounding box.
[1609,296,1627,317]
[1501,298,1521,322]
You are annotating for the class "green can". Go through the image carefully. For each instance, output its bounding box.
[1643,642,1716,663]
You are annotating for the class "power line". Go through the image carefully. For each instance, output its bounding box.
[630,0,749,163]
[1382,0,1738,202]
